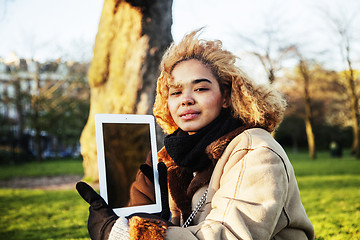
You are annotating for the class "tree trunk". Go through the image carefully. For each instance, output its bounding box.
[348,75,360,158]
[304,116,316,159]
[299,59,316,159]
[345,56,360,158]
[80,0,173,182]
[14,77,25,153]
[32,67,42,162]
[304,82,316,160]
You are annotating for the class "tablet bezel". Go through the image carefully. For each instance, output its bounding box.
[95,113,162,217]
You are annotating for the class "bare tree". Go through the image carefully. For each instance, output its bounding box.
[31,65,42,161]
[292,46,317,159]
[239,33,294,84]
[319,3,360,157]
[237,9,294,85]
[80,0,173,181]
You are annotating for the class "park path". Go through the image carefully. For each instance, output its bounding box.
[0,175,99,190]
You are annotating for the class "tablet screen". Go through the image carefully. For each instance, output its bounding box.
[95,114,161,216]
[102,122,153,208]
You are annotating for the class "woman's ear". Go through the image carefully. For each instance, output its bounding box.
[222,97,231,108]
[222,90,231,108]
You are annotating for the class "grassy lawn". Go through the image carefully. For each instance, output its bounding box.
[0,189,89,239]
[0,158,89,239]
[0,158,84,180]
[0,153,359,239]
[289,151,360,240]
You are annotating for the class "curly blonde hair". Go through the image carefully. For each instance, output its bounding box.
[153,30,287,134]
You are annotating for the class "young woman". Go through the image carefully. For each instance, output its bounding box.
[76,30,315,240]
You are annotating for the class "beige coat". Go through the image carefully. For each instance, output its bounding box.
[129,128,314,240]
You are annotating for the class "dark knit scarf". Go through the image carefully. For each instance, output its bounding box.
[164,110,243,172]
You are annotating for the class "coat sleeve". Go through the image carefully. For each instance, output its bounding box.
[164,146,289,240]
[128,152,156,206]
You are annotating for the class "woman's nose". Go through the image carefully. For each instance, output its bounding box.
[181,93,195,106]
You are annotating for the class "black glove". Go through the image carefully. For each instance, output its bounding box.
[76,181,119,240]
[140,162,170,221]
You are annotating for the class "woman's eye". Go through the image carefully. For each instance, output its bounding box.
[195,88,208,92]
[170,91,181,96]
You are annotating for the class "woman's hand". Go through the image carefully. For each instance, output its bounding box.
[76,181,120,240]
[76,162,171,239]
[140,162,170,221]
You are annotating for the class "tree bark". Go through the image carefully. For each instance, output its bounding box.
[80,0,173,181]
[32,67,42,162]
[299,59,317,159]
[345,48,360,158]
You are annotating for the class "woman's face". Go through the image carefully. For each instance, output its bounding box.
[167,59,228,134]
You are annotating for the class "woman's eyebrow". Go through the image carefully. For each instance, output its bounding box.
[192,78,212,84]
[168,78,211,88]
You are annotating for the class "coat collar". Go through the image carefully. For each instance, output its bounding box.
[158,126,250,221]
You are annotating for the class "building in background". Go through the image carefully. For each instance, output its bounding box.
[0,53,89,162]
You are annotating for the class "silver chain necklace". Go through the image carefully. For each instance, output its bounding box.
[182,188,208,228]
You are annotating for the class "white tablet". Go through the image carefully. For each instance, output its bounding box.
[95,114,162,216]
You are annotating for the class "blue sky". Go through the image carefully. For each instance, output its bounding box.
[0,0,359,82]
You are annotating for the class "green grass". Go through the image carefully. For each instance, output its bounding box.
[0,158,84,180]
[0,153,360,239]
[0,189,89,240]
[0,158,89,239]
[288,151,360,240]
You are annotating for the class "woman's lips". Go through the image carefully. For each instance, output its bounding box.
[180,111,200,120]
